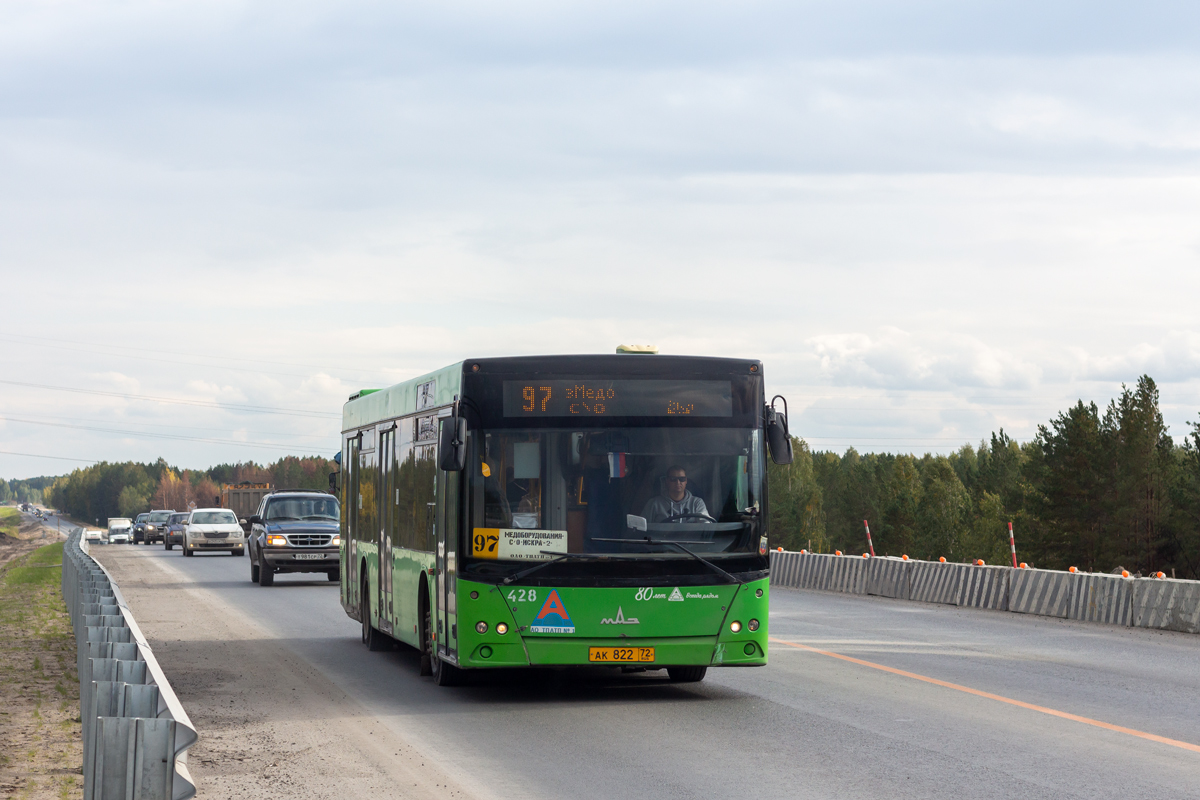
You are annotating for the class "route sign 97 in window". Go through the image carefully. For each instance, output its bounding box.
[502,380,732,417]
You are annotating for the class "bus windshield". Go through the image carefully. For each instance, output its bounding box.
[468,426,762,563]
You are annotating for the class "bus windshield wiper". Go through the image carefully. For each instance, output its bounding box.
[592,537,743,584]
[502,552,606,585]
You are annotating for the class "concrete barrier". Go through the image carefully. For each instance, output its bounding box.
[1132,578,1200,634]
[766,549,1200,637]
[909,561,964,605]
[769,551,830,590]
[64,529,198,800]
[1067,573,1133,626]
[1010,568,1072,618]
[826,554,867,594]
[865,557,910,599]
[959,565,1009,611]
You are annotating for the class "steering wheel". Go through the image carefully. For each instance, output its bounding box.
[661,512,719,523]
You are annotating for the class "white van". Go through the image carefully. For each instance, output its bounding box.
[107,518,133,544]
[183,508,245,557]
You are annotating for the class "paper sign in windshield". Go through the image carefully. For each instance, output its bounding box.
[471,527,568,561]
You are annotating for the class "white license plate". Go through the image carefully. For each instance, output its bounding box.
[294,553,324,560]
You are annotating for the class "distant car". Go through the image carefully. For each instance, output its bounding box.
[108,527,132,544]
[163,512,189,551]
[247,490,340,586]
[131,513,150,542]
[137,509,174,544]
[84,529,104,544]
[182,508,245,557]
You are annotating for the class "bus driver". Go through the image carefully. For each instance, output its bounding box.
[642,466,712,523]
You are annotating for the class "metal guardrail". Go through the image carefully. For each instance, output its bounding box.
[62,527,198,800]
[770,550,1200,634]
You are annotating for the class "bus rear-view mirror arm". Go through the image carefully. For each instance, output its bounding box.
[765,395,794,465]
[439,402,468,471]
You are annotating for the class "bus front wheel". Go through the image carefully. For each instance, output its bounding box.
[667,666,707,683]
[428,608,462,686]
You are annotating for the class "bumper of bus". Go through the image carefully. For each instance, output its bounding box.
[452,576,770,670]
[458,634,767,669]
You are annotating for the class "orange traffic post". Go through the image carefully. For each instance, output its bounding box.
[863,520,876,558]
[1008,521,1017,568]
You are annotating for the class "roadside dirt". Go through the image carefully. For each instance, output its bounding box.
[0,509,65,571]
[91,546,474,800]
[0,542,82,800]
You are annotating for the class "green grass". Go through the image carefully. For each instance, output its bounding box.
[0,506,19,538]
[2,542,63,588]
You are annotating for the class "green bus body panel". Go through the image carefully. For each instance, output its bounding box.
[455,578,769,669]
[390,547,435,647]
[342,363,464,433]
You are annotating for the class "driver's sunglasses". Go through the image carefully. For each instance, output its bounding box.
[667,476,688,483]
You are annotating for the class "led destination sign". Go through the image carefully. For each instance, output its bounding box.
[502,380,732,417]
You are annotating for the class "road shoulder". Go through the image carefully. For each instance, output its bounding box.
[91,546,473,800]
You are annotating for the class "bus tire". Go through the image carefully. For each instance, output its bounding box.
[432,651,462,687]
[667,666,707,683]
[419,598,433,677]
[362,578,387,651]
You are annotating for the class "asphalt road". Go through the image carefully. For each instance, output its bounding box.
[101,544,1200,799]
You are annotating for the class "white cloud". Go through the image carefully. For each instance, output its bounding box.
[3,2,1200,472]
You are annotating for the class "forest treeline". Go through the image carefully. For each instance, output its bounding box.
[767,375,1200,579]
[45,456,336,525]
[0,475,57,505]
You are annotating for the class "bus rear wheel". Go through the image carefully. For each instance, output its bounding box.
[361,580,387,651]
[667,666,707,683]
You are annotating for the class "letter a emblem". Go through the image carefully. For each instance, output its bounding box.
[531,589,575,633]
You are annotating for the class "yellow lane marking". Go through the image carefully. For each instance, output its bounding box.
[769,637,1200,754]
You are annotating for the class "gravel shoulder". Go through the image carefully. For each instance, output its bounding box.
[91,545,474,800]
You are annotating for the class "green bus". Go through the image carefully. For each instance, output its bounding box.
[338,352,793,685]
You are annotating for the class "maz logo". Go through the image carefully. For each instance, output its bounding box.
[600,606,639,625]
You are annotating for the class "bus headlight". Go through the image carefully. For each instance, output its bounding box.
[730,620,742,633]
[475,621,488,634]
[747,619,760,632]
[495,622,508,635]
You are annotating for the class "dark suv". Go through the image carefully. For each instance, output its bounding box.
[163,512,189,551]
[247,490,340,587]
[136,509,174,544]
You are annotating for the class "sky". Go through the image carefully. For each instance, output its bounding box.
[2,0,1200,478]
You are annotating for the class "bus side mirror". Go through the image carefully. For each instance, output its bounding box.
[765,396,794,465]
[439,417,468,471]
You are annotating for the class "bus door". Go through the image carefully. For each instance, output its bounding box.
[378,424,396,635]
[344,433,360,610]
[435,461,461,660]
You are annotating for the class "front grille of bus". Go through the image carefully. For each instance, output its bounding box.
[287,534,332,547]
